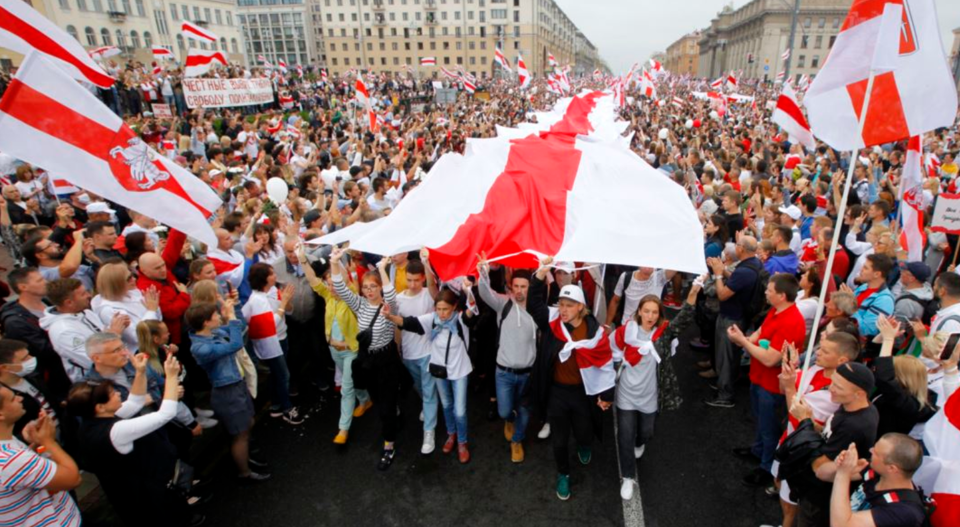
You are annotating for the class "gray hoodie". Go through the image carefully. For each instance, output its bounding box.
[894,282,934,321]
[478,272,537,370]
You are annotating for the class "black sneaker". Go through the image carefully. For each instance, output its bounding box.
[248,457,269,470]
[742,467,773,487]
[238,471,271,484]
[377,448,396,471]
[283,408,304,426]
[703,398,735,409]
[732,446,760,461]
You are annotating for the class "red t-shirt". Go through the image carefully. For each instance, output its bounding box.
[751,304,807,394]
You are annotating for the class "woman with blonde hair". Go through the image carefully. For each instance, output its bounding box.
[874,315,938,438]
[91,261,161,352]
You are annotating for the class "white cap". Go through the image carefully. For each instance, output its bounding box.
[558,284,586,305]
[87,202,116,215]
[209,169,223,177]
[779,204,802,221]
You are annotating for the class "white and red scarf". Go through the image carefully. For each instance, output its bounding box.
[548,308,614,396]
[206,247,246,289]
[610,321,669,367]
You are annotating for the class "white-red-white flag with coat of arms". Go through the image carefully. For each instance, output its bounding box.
[899,136,926,261]
[0,53,222,245]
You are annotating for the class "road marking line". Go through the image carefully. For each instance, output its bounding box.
[612,405,646,527]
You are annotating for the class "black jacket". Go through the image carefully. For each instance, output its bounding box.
[0,300,71,402]
[528,275,613,438]
[871,356,938,437]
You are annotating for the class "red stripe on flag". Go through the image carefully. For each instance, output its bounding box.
[185,52,227,67]
[247,311,277,340]
[931,492,960,527]
[0,79,116,158]
[776,93,811,130]
[208,257,241,275]
[1,79,212,217]
[840,0,901,32]
[846,72,909,148]
[429,91,604,278]
[0,6,114,88]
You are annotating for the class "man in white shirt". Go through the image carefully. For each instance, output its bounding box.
[395,252,440,454]
[778,205,804,255]
[931,272,960,334]
[605,267,677,327]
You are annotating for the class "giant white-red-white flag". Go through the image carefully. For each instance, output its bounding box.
[772,83,816,152]
[308,91,707,280]
[182,20,217,42]
[517,53,530,89]
[184,48,227,77]
[0,53,222,245]
[0,0,114,87]
[899,136,926,261]
[88,46,120,61]
[805,0,958,150]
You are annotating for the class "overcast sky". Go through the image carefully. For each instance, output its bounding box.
[554,0,960,74]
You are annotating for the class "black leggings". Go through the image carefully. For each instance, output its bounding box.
[365,342,404,443]
[548,384,595,475]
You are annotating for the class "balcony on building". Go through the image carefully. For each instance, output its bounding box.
[194,20,209,27]
[425,12,437,25]
[374,13,386,25]
[108,10,126,22]
[372,0,385,11]
[424,0,437,10]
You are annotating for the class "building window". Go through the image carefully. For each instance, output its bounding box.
[829,35,836,48]
[444,56,450,64]
[332,57,338,65]
[66,25,78,40]
[181,5,188,20]
[513,10,518,22]
[130,30,140,48]
[59,0,70,10]
[797,54,805,68]
[144,31,152,47]
[345,57,350,65]
[833,16,840,28]
[215,9,222,24]
[227,12,233,25]
[800,35,808,49]
[803,17,811,28]
[92,0,102,12]
[491,9,506,18]
[176,34,185,50]
[811,55,820,68]
[815,35,822,48]
[204,8,210,22]
[77,0,87,11]
[818,17,825,28]
[193,6,200,21]
[85,27,96,45]
[100,28,112,45]
[115,29,125,48]
[232,38,239,53]
[221,37,227,51]
[170,4,178,20]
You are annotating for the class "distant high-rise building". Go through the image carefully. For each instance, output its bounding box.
[237,0,315,67]
[308,0,603,79]
[664,30,699,76]
[697,0,852,84]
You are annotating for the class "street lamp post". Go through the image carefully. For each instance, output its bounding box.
[783,0,800,81]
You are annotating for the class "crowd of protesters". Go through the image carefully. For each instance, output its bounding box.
[0,60,958,527]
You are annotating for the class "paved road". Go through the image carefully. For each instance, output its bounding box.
[82,326,782,527]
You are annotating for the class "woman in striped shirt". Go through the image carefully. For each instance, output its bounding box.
[330,247,403,471]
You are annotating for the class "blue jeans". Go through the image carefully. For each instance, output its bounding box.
[402,356,439,432]
[264,354,292,412]
[495,367,530,442]
[330,347,370,431]
[750,383,785,473]
[435,375,468,444]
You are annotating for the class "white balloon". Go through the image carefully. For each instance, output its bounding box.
[266,177,289,204]
[658,128,669,140]
[685,119,694,129]
[709,110,719,120]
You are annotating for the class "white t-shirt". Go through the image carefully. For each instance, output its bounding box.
[614,270,668,325]
[396,289,434,360]
[795,293,819,336]
[415,313,472,381]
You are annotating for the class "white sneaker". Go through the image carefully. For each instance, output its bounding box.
[196,416,219,429]
[634,445,645,459]
[620,478,635,500]
[538,423,551,439]
[421,430,435,455]
[195,408,215,418]
[419,410,424,422]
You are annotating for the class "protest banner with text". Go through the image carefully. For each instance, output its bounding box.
[182,78,274,109]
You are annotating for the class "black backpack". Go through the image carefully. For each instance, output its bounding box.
[896,293,939,326]
[613,271,634,327]
[774,419,824,502]
[739,259,771,331]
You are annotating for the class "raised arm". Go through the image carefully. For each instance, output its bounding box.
[422,248,439,300]
[476,252,508,314]
[329,246,363,313]
[527,256,553,332]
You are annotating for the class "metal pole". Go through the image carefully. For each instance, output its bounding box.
[797,71,877,396]
[783,0,800,81]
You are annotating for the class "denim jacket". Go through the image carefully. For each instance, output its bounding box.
[85,362,164,403]
[190,319,245,388]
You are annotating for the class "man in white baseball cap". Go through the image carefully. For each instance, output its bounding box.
[778,205,803,254]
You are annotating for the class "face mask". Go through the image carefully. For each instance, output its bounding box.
[15,357,37,377]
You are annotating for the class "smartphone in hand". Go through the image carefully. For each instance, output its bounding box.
[941,333,960,361]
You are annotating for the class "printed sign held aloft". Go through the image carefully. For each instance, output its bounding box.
[931,193,960,235]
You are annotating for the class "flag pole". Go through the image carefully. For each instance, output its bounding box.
[796,71,877,396]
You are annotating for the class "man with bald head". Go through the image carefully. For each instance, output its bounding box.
[705,234,762,409]
[273,237,329,392]
[207,227,260,307]
[137,227,192,345]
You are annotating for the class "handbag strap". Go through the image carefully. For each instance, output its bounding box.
[443,331,453,366]
[366,304,383,331]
